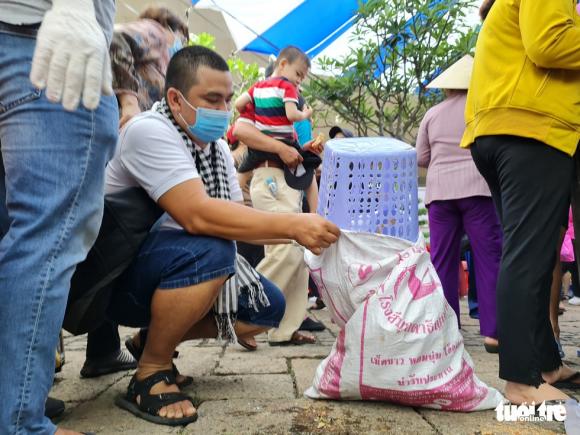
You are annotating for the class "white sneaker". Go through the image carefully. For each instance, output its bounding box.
[568,296,580,306]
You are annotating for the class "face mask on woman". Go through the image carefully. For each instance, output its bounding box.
[178,93,231,144]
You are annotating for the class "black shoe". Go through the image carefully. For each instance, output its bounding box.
[80,349,137,378]
[310,297,326,310]
[45,397,65,419]
[299,317,325,332]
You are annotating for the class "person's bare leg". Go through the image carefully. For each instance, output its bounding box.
[484,337,498,347]
[505,382,569,404]
[136,276,227,420]
[55,429,83,435]
[181,314,268,340]
[128,330,189,385]
[504,363,580,404]
[545,365,580,385]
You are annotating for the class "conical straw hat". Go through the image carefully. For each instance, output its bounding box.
[426,54,474,90]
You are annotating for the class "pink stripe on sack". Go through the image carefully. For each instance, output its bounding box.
[359,298,370,390]
[309,268,348,325]
[359,359,487,411]
[318,329,347,398]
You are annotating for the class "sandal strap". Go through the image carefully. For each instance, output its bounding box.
[128,369,177,400]
[139,391,193,415]
[124,363,181,396]
[172,363,180,377]
[125,369,193,417]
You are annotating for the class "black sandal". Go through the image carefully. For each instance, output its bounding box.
[115,370,198,426]
[125,329,193,388]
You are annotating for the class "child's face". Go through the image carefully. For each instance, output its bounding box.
[279,58,309,87]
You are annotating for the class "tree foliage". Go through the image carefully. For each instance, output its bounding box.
[303,0,478,142]
[189,32,261,108]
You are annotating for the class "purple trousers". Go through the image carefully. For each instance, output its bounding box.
[428,196,502,338]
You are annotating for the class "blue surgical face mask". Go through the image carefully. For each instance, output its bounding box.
[168,37,183,58]
[178,94,231,144]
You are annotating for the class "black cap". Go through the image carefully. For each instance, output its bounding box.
[284,150,322,190]
[329,126,354,139]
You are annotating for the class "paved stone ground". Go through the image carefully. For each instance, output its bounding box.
[54,299,580,434]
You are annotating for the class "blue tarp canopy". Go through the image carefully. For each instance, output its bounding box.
[193,0,476,77]
[241,0,364,58]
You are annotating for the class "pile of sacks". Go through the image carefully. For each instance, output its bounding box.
[304,231,503,411]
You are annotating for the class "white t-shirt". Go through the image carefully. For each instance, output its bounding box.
[106,111,242,231]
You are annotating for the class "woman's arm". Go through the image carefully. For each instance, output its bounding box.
[415,117,431,168]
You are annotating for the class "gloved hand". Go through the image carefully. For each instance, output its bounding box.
[30,0,113,111]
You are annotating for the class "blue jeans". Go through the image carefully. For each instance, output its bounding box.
[0,22,118,434]
[108,230,286,329]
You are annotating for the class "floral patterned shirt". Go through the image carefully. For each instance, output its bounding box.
[111,19,170,111]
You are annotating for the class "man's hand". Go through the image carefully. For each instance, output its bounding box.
[293,214,340,255]
[30,0,113,111]
[302,105,314,120]
[278,144,303,169]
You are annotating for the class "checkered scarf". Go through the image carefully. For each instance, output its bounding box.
[154,99,269,341]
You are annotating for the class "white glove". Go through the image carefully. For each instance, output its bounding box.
[30,0,113,111]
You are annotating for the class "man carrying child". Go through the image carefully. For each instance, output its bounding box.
[234,46,323,345]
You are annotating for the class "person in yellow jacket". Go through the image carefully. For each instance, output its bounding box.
[461,0,580,405]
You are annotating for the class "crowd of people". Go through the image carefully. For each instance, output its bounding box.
[0,0,579,433]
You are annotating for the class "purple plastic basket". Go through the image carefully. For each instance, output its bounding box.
[317,137,418,241]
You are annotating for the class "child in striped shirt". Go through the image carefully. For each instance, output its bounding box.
[235,46,312,147]
[235,45,320,212]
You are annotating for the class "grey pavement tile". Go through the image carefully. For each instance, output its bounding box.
[261,344,332,359]
[182,374,295,401]
[52,350,132,405]
[216,347,288,375]
[463,347,500,372]
[171,346,222,378]
[291,358,321,396]
[188,398,435,435]
[418,408,565,435]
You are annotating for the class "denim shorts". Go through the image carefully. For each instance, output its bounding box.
[108,229,285,328]
[237,274,285,328]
